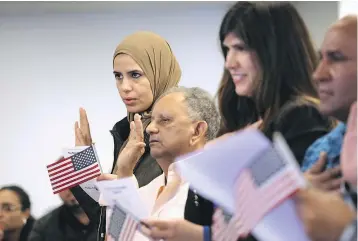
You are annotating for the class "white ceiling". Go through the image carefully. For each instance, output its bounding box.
[0,1,233,16]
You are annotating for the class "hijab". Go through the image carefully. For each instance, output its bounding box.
[113,31,182,151]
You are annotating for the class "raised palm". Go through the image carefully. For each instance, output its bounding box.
[74,108,93,146]
[115,114,146,176]
[125,114,145,152]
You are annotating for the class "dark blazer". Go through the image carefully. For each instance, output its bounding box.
[186,98,333,241]
[70,117,162,241]
[184,189,215,226]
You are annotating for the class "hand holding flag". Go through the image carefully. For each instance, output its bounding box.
[47,145,101,194]
[176,130,308,241]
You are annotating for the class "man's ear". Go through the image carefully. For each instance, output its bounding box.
[190,121,208,145]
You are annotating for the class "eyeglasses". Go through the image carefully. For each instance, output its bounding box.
[0,203,21,213]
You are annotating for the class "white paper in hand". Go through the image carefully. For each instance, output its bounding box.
[95,178,150,220]
[63,146,101,202]
[272,132,307,188]
[175,129,271,213]
[253,198,311,241]
[251,132,309,241]
[176,130,309,241]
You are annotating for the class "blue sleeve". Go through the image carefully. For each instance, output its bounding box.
[203,225,211,241]
[301,139,322,172]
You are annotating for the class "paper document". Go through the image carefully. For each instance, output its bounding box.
[249,133,309,240]
[175,129,273,213]
[176,130,309,241]
[96,178,150,220]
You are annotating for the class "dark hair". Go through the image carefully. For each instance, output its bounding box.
[0,185,31,211]
[217,1,319,134]
[0,185,35,241]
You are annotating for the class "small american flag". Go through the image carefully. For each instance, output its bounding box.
[107,205,138,241]
[212,207,248,241]
[231,146,302,238]
[47,145,101,194]
[212,208,229,241]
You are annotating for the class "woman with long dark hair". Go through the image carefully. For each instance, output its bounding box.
[217,1,333,163]
[141,2,334,241]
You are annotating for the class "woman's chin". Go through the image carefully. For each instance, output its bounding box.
[126,105,149,114]
[235,86,252,97]
[125,106,140,113]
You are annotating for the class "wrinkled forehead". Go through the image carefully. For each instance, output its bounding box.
[322,18,357,55]
[152,92,187,117]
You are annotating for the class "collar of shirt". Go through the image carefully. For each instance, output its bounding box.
[156,163,186,198]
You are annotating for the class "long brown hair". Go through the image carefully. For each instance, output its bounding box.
[217,1,319,135]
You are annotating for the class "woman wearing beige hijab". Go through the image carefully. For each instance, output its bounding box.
[71,31,182,241]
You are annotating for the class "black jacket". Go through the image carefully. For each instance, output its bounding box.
[70,117,162,241]
[27,205,97,241]
[18,216,35,241]
[262,98,333,166]
[184,189,215,226]
[192,99,333,241]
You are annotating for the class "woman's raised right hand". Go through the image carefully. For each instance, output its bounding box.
[115,114,146,177]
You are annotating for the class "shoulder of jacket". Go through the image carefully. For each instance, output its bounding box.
[282,96,320,113]
[36,206,62,226]
[276,97,325,121]
[111,117,128,132]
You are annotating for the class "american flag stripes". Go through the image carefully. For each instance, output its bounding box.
[212,146,302,241]
[212,208,230,241]
[212,208,248,241]
[234,147,301,237]
[107,205,138,241]
[47,145,101,194]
